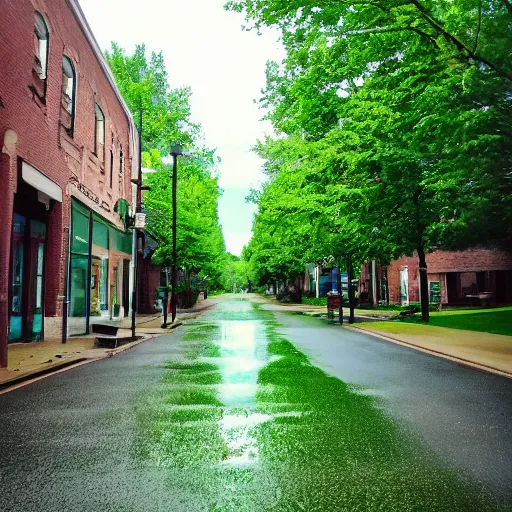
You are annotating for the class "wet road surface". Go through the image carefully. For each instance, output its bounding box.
[0,296,511,511]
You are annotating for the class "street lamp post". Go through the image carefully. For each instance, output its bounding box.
[130,107,150,338]
[170,143,183,323]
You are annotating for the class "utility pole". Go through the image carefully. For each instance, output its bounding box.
[131,109,142,338]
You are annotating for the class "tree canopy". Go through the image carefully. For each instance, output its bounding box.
[106,44,227,291]
[226,0,512,319]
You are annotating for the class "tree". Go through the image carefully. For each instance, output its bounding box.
[227,0,512,320]
[106,44,227,302]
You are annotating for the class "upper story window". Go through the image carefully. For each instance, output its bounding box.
[61,56,76,135]
[94,103,105,162]
[34,12,49,80]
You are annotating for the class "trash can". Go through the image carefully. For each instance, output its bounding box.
[327,292,341,321]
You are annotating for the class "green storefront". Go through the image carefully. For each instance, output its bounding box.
[68,199,132,335]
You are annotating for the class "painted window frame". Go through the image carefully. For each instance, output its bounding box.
[32,11,49,102]
[62,56,77,136]
[94,103,105,162]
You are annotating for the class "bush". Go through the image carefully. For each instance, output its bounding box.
[276,286,302,303]
[302,297,327,306]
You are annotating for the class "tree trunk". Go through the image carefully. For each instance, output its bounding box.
[417,247,430,322]
[413,186,429,322]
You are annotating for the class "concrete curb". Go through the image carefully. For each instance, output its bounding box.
[0,327,184,394]
[0,357,89,391]
[161,321,183,330]
[345,325,512,380]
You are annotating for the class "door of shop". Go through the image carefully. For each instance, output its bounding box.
[122,259,130,317]
[9,214,47,342]
[400,267,409,306]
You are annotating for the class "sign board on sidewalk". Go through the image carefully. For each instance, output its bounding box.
[429,281,441,304]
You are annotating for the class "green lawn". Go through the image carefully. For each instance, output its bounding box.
[401,307,512,336]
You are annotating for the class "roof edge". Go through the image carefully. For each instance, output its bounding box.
[68,0,139,176]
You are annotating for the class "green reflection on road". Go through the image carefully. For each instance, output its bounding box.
[133,299,507,511]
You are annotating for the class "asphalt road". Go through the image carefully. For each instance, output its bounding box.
[271,310,512,502]
[0,295,510,511]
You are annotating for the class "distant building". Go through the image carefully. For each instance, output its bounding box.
[359,249,512,307]
[0,0,138,366]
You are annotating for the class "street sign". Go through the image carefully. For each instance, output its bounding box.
[134,212,146,229]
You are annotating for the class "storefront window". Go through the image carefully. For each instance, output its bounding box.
[100,258,108,312]
[68,200,132,330]
[93,217,109,249]
[72,205,90,254]
[69,201,90,335]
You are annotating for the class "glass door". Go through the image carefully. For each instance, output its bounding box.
[400,267,409,306]
[9,214,26,341]
[100,258,109,315]
[123,259,130,317]
[112,266,119,317]
[26,220,46,341]
[90,258,101,316]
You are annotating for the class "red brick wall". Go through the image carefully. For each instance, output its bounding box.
[0,0,135,357]
[0,0,133,205]
[360,249,512,305]
[426,249,512,273]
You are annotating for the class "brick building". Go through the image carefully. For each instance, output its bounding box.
[0,0,138,366]
[359,249,512,307]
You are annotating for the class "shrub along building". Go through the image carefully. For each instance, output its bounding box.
[359,249,512,308]
[0,0,138,366]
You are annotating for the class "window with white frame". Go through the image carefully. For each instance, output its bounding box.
[62,56,76,134]
[34,12,49,80]
[94,103,105,161]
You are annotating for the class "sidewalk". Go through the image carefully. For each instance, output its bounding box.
[115,297,218,331]
[252,294,395,319]
[0,297,218,392]
[254,294,512,378]
[0,336,141,392]
[347,321,512,378]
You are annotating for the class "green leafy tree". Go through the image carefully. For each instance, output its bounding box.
[106,44,227,299]
[227,0,512,320]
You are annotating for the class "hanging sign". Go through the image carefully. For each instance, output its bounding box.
[134,212,146,229]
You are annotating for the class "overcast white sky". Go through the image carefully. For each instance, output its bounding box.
[79,0,284,255]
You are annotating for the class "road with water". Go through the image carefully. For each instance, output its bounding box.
[0,295,511,511]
